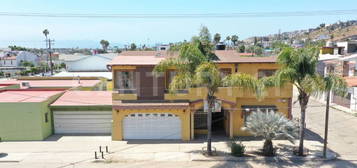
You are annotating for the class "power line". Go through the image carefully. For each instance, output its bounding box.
[0,9,356,19]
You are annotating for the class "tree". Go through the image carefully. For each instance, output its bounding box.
[43,29,49,48]
[246,46,263,56]
[199,26,212,43]
[243,111,299,156]
[213,33,221,44]
[154,43,263,156]
[321,74,347,158]
[271,47,322,156]
[238,45,245,53]
[20,61,34,67]
[8,45,28,51]
[231,35,239,46]
[320,23,326,28]
[225,36,231,48]
[100,40,110,51]
[272,41,290,54]
[130,43,137,50]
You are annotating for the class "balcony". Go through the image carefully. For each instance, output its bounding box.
[117,89,136,94]
[113,88,137,100]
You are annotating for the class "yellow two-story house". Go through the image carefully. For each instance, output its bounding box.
[108,50,293,141]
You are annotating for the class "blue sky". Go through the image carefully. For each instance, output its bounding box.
[0,0,357,48]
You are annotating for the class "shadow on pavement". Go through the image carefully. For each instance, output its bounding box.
[44,134,111,141]
[0,153,8,158]
[305,129,324,143]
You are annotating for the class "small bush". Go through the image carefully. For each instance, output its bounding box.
[231,141,245,157]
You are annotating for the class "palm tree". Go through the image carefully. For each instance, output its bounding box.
[42,29,49,73]
[100,40,110,51]
[243,111,299,156]
[321,74,347,158]
[154,43,263,156]
[43,29,49,44]
[213,33,221,44]
[272,46,322,156]
[231,35,239,47]
[225,36,231,49]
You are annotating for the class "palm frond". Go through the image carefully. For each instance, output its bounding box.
[194,62,221,93]
[153,57,183,75]
[323,73,348,96]
[168,72,193,93]
[243,111,299,143]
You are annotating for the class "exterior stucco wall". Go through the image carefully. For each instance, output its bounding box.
[233,98,290,136]
[0,102,44,140]
[0,92,63,141]
[110,62,293,139]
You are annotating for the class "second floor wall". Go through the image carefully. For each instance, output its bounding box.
[112,63,292,101]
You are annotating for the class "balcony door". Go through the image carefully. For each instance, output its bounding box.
[137,67,165,100]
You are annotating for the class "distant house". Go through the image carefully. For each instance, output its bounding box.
[157,44,170,51]
[0,51,39,76]
[64,53,117,72]
[0,51,40,67]
[0,77,105,91]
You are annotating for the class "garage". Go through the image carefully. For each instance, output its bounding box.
[123,113,181,139]
[54,111,112,134]
[50,91,113,135]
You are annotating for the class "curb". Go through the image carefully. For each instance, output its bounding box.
[191,153,337,162]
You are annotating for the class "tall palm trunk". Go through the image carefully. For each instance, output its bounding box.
[206,94,215,156]
[298,92,309,156]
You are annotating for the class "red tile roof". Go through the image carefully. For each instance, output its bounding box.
[1,56,16,60]
[0,90,63,102]
[51,91,112,106]
[108,50,276,66]
[108,55,166,66]
[214,50,276,63]
[0,79,100,88]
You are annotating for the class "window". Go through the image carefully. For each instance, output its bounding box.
[242,105,277,125]
[220,68,232,78]
[258,69,276,79]
[116,71,134,89]
[166,71,177,89]
[44,113,49,123]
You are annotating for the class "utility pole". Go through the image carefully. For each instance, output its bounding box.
[323,90,331,158]
[48,39,55,75]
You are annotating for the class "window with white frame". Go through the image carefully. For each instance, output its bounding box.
[116,71,134,89]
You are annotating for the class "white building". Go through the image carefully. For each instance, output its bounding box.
[0,51,40,67]
[65,53,117,72]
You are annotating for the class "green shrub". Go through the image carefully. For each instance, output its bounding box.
[231,141,245,157]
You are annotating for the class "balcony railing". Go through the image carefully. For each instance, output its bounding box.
[116,89,137,94]
[164,89,189,94]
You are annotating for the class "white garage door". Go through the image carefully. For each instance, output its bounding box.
[123,113,181,139]
[54,111,112,134]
